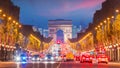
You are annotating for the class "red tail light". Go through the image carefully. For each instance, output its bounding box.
[98,57,101,59]
[82,57,85,59]
[105,57,108,60]
[90,57,92,59]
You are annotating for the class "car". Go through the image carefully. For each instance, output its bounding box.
[92,55,98,64]
[80,54,93,63]
[55,56,62,62]
[74,55,80,61]
[31,55,41,61]
[61,55,66,61]
[15,53,27,62]
[44,54,54,61]
[97,54,108,64]
[20,53,28,62]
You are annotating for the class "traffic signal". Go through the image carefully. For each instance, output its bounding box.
[57,40,60,44]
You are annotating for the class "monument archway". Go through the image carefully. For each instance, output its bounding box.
[56,29,64,43]
[48,20,72,43]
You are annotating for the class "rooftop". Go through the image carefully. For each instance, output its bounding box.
[48,19,72,25]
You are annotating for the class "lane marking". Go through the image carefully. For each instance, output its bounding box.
[57,62,61,68]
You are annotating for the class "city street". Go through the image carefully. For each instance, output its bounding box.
[0,61,120,68]
[0,0,120,68]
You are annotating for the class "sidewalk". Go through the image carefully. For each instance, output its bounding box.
[0,60,15,63]
[109,61,120,64]
[0,61,15,63]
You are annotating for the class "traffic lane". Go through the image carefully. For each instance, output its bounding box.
[0,61,120,68]
[20,62,61,68]
[0,61,60,68]
[58,61,120,68]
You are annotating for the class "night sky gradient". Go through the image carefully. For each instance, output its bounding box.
[11,0,105,29]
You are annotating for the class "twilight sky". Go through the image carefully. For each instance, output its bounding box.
[11,0,105,29]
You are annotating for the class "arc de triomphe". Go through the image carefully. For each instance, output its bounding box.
[48,20,72,43]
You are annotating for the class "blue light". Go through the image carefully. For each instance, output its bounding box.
[21,56,27,62]
[22,57,26,60]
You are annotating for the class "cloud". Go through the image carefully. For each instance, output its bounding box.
[40,0,105,17]
[13,0,105,17]
[12,0,106,28]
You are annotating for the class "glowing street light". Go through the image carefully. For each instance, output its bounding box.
[111,16,114,19]
[0,9,2,13]
[13,20,16,23]
[107,17,110,20]
[95,27,97,30]
[16,22,18,25]
[8,17,12,20]
[98,25,100,28]
[115,9,119,13]
[3,14,6,17]
[100,22,103,26]
[19,25,22,28]
[104,20,107,23]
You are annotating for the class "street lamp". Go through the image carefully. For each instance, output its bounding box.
[0,9,2,13]
[100,22,103,26]
[98,25,100,28]
[95,27,97,30]
[104,20,107,24]
[8,17,11,20]
[3,14,6,17]
[13,20,16,24]
[115,9,119,13]
[111,16,114,19]
[107,17,110,20]
[16,22,18,25]
[19,25,22,28]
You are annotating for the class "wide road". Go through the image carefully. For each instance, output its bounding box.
[0,61,120,68]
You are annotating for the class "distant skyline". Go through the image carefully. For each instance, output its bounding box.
[11,0,105,29]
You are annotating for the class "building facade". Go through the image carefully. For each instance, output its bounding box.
[0,0,20,61]
[69,0,120,62]
[43,29,49,38]
[72,25,82,38]
[0,0,20,21]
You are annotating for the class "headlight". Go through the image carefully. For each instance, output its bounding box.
[55,56,58,59]
[16,56,20,61]
[51,57,54,60]
[37,58,40,61]
[32,58,35,60]
[45,57,48,60]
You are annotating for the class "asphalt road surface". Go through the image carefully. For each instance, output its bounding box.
[0,61,120,68]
